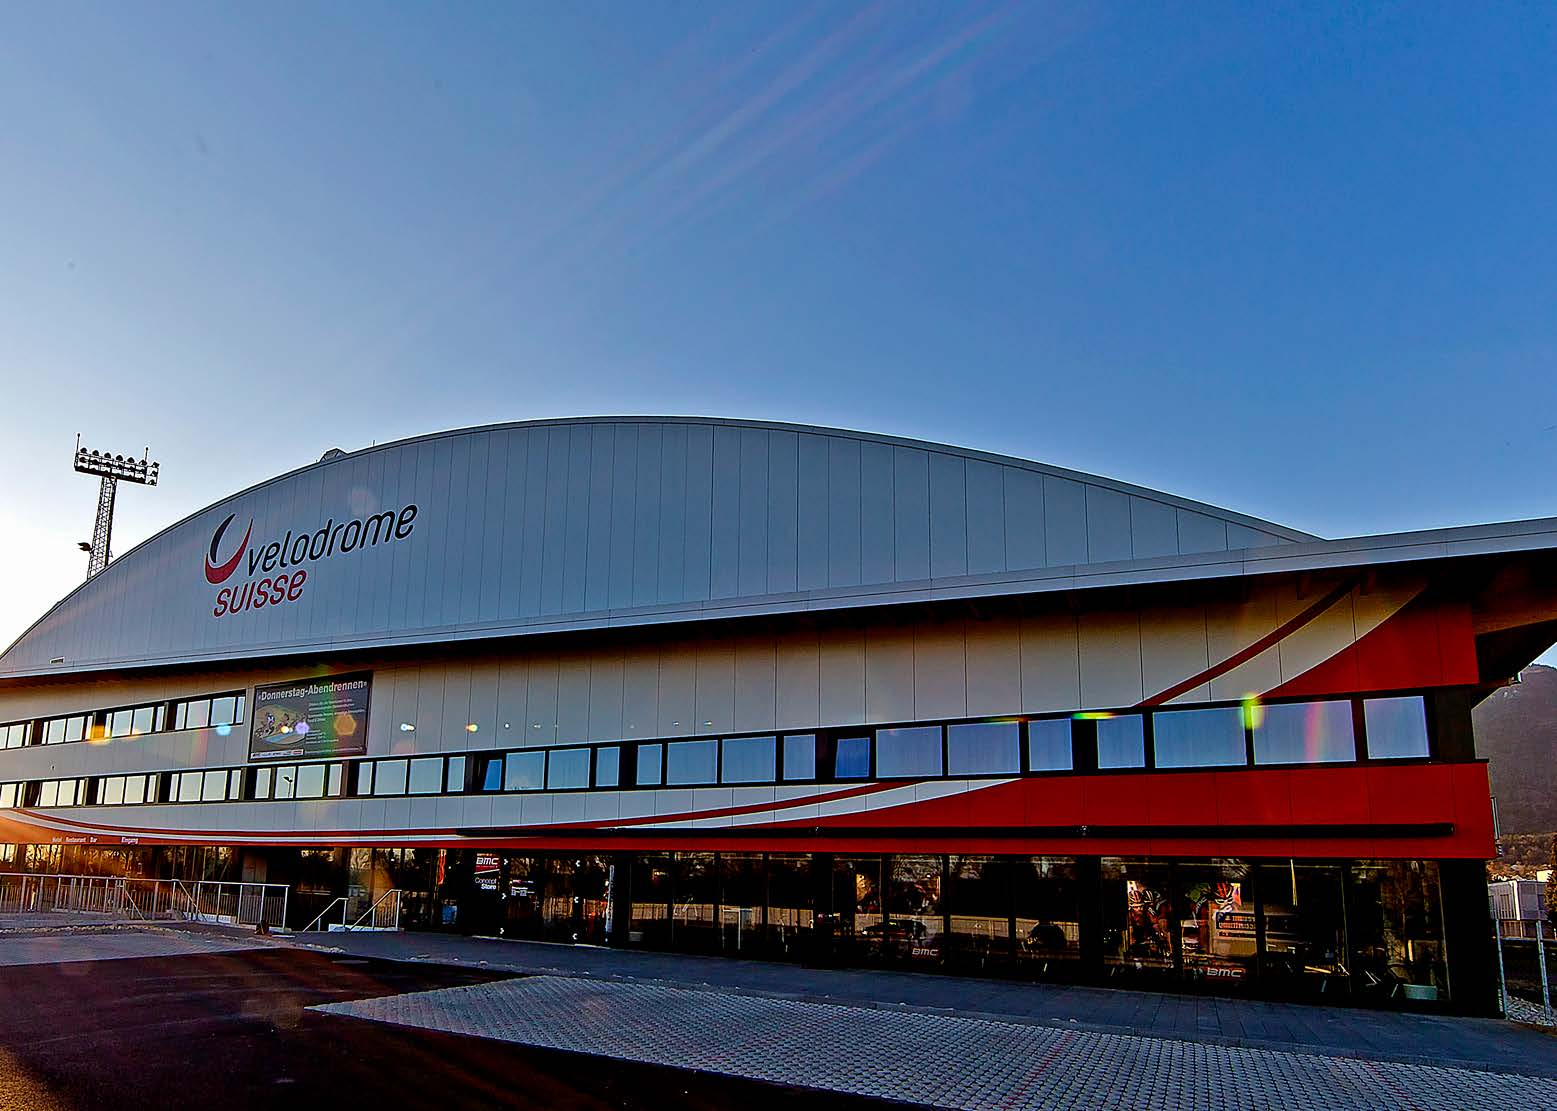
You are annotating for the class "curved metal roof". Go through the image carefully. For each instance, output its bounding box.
[0,416,1314,678]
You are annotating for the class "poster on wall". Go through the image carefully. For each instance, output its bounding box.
[248,672,372,761]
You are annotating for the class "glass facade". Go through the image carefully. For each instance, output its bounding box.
[875,727,943,778]
[947,722,1020,775]
[1253,701,1355,765]
[0,834,1464,1008]
[478,850,1452,1004]
[1363,697,1431,760]
[1026,718,1072,771]
[721,736,776,783]
[1096,715,1146,768]
[1,694,1443,812]
[1152,707,1245,768]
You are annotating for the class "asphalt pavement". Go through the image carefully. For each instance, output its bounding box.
[0,938,900,1110]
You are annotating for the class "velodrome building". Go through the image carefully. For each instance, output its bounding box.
[3,416,1554,1013]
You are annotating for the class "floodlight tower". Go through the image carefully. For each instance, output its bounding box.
[73,435,160,579]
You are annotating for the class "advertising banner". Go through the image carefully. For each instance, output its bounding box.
[248,672,371,761]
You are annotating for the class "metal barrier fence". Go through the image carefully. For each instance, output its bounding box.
[1494,916,1554,1022]
[0,872,288,931]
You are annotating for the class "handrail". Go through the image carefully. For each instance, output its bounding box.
[301,896,349,933]
[352,888,402,930]
[300,889,403,933]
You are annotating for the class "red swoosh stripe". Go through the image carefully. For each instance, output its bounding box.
[1137,575,1360,707]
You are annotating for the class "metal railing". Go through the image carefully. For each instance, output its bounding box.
[0,872,287,931]
[300,889,402,933]
[1494,915,1554,1023]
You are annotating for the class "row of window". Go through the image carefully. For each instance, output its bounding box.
[2,695,1434,810]
[0,693,245,750]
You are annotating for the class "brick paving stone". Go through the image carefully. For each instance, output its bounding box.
[314,976,1557,1111]
[306,932,1557,1077]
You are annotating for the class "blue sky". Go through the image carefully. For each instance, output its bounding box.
[2,3,1555,653]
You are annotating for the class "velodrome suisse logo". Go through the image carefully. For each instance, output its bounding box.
[203,502,419,618]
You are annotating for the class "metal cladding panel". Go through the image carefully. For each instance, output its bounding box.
[765,430,799,595]
[928,453,968,579]
[656,424,689,604]
[827,435,863,588]
[737,428,771,597]
[1085,486,1133,564]
[0,417,1312,678]
[860,441,895,585]
[1177,507,1228,556]
[631,423,664,607]
[892,447,931,581]
[1130,496,1179,560]
[1043,477,1088,566]
[964,460,1006,575]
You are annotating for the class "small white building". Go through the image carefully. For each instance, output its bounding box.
[1489,878,1547,922]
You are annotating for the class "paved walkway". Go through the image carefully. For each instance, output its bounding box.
[300,930,1557,1078]
[316,975,1557,1111]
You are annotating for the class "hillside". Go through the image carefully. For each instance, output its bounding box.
[1473,664,1557,835]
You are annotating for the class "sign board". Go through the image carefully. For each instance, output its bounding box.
[248,672,371,761]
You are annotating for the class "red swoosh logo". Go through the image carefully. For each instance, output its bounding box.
[205,514,252,584]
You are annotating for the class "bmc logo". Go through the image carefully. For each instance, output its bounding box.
[203,503,418,618]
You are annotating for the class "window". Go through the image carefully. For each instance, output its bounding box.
[1027,718,1073,771]
[782,735,816,780]
[445,756,466,793]
[595,747,620,788]
[947,721,1020,775]
[1152,706,1247,768]
[178,699,211,730]
[172,692,244,731]
[101,777,125,805]
[547,748,590,789]
[721,736,776,783]
[1096,715,1146,769]
[1364,696,1430,759]
[374,759,409,796]
[177,772,203,803]
[0,783,16,807]
[43,716,86,744]
[109,710,133,738]
[353,762,372,796]
[1253,700,1355,764]
[296,764,327,798]
[635,743,663,787]
[475,755,503,792]
[124,775,147,805]
[210,695,241,727]
[0,722,28,749]
[326,764,343,797]
[201,769,228,802]
[834,735,871,779]
[504,751,544,791]
[39,781,58,807]
[255,767,274,800]
[408,757,443,795]
[876,726,943,778]
[272,765,295,799]
[131,705,158,735]
[666,740,717,785]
